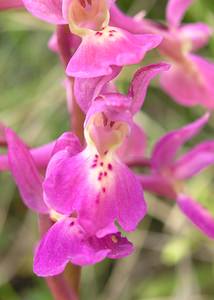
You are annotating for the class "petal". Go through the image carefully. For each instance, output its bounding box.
[113,160,147,231]
[5,128,48,213]
[180,23,213,51]
[139,174,176,199]
[91,232,134,259]
[84,97,133,130]
[74,66,121,113]
[34,217,110,276]
[0,0,23,10]
[151,113,209,171]
[66,27,162,78]
[129,63,170,114]
[51,132,83,156]
[0,141,55,171]
[177,194,214,239]
[48,33,58,53]
[29,141,55,169]
[173,141,214,179]
[117,123,147,164]
[22,0,65,24]
[166,0,193,28]
[44,148,146,234]
[160,54,214,109]
[110,3,144,34]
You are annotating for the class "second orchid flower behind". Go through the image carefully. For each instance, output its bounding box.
[111,0,214,109]
[139,113,214,239]
[22,0,162,78]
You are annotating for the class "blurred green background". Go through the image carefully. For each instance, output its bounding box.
[0,0,214,299]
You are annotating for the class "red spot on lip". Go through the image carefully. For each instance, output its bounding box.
[79,0,91,7]
[95,154,99,158]
[109,33,114,37]
[79,0,86,7]
[96,32,103,36]
[104,150,108,155]
[102,187,106,193]
[109,30,116,33]
[104,172,107,176]
[70,221,74,226]
[100,162,104,166]
[91,164,97,168]
[98,172,103,181]
[108,164,113,171]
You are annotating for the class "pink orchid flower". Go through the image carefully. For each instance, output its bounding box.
[43,99,147,237]
[139,113,214,239]
[2,127,133,276]
[22,0,162,77]
[110,0,214,109]
[43,63,169,236]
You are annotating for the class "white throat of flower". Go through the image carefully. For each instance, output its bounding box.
[85,112,129,159]
[68,0,110,37]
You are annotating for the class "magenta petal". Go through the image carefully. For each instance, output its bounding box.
[22,0,65,24]
[66,27,162,78]
[51,132,83,156]
[44,149,146,234]
[5,128,48,213]
[173,141,214,180]
[113,160,147,231]
[152,113,209,171]
[48,33,58,53]
[166,0,193,28]
[117,123,147,164]
[180,23,213,50]
[177,194,214,238]
[29,141,55,169]
[110,3,144,34]
[0,0,23,10]
[129,63,170,114]
[92,232,134,259]
[74,66,121,113]
[34,218,111,276]
[139,174,176,199]
[160,54,214,109]
[85,97,133,129]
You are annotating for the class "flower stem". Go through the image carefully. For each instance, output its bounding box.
[56,24,85,298]
[56,25,85,144]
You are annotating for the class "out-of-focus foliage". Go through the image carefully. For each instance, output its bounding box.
[0,1,214,299]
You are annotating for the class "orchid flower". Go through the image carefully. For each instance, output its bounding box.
[158,0,214,109]
[139,113,214,239]
[110,0,214,109]
[43,99,146,237]
[2,127,133,276]
[43,62,169,237]
[22,0,162,78]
